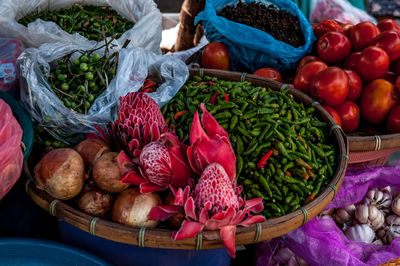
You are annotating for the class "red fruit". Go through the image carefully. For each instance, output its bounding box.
[296,56,321,72]
[387,106,400,133]
[360,79,400,124]
[194,163,239,214]
[294,61,328,92]
[370,30,400,61]
[201,42,230,70]
[349,22,380,51]
[317,32,351,63]
[253,68,283,82]
[357,46,390,82]
[322,104,342,127]
[344,70,363,101]
[378,19,400,34]
[313,19,343,38]
[335,101,360,132]
[341,23,354,37]
[310,67,349,106]
[187,104,236,183]
[343,52,361,71]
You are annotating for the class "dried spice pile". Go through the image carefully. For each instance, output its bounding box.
[218,1,305,47]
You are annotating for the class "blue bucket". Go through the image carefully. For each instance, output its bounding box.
[0,238,111,266]
[59,221,231,266]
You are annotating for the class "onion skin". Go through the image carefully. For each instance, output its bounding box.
[112,188,162,228]
[75,139,110,167]
[78,189,112,218]
[164,192,184,228]
[34,148,84,200]
[92,152,130,193]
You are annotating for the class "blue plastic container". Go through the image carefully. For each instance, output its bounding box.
[0,238,111,266]
[59,221,231,266]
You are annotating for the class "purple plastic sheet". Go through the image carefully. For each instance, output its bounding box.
[257,162,400,266]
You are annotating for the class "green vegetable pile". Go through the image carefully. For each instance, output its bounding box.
[162,75,337,218]
[18,5,134,41]
[47,44,117,116]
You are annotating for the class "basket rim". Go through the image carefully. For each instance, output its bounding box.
[25,69,348,250]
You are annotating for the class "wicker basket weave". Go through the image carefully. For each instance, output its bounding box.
[25,69,348,250]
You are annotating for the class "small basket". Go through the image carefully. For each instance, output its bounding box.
[25,69,348,250]
[348,133,400,167]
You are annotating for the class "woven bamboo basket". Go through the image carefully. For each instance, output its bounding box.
[25,68,348,250]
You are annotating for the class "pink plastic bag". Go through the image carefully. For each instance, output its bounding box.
[256,163,400,265]
[0,98,23,199]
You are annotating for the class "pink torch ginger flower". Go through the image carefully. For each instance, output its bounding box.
[187,104,236,183]
[149,163,265,258]
[120,133,194,193]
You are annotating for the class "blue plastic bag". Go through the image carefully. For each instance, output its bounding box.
[195,0,316,73]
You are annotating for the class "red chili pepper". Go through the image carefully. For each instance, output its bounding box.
[210,92,219,105]
[273,149,279,156]
[174,110,188,119]
[257,150,273,168]
[224,93,229,101]
[304,193,315,204]
[207,81,215,85]
[304,174,310,180]
[306,169,314,178]
[285,170,292,177]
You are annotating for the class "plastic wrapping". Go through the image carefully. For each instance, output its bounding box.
[256,164,400,266]
[0,0,162,53]
[310,0,376,24]
[195,0,315,73]
[0,98,23,199]
[0,38,24,97]
[18,42,188,144]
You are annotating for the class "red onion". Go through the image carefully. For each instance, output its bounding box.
[75,139,110,167]
[78,189,112,218]
[112,188,162,227]
[34,148,84,200]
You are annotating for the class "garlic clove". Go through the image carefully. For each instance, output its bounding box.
[355,204,369,224]
[345,224,375,243]
[375,191,384,203]
[386,215,400,226]
[392,195,400,216]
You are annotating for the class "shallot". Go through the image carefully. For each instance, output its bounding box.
[93,152,130,193]
[34,148,84,200]
[112,187,161,228]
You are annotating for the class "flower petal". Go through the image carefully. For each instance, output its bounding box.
[230,209,247,225]
[200,103,229,139]
[239,215,266,227]
[120,171,144,185]
[220,225,237,258]
[140,182,166,193]
[148,206,182,221]
[189,111,208,145]
[184,197,197,221]
[172,220,204,240]
[245,197,265,213]
[199,201,212,224]
[117,151,136,175]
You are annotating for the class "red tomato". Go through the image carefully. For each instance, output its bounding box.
[317,32,351,63]
[201,42,230,70]
[293,61,328,92]
[322,104,342,127]
[253,68,283,82]
[349,22,380,51]
[341,23,354,37]
[313,19,343,38]
[296,56,321,72]
[310,67,349,106]
[334,101,360,132]
[357,46,390,82]
[387,105,400,132]
[378,19,400,34]
[344,70,363,101]
[370,30,400,61]
[343,52,361,71]
[360,79,400,124]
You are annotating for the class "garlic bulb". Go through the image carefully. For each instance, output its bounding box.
[334,205,356,225]
[386,215,400,226]
[388,225,400,244]
[392,195,400,216]
[345,224,375,243]
[355,204,385,230]
[363,188,392,212]
[377,228,389,245]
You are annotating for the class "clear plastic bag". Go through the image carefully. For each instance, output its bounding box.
[18,42,188,144]
[0,38,24,97]
[0,0,162,53]
[310,0,376,24]
[0,98,23,199]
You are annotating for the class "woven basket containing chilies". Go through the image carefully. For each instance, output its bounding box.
[24,68,348,250]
